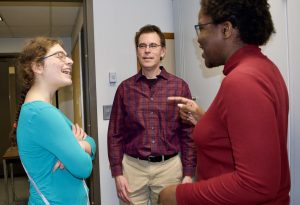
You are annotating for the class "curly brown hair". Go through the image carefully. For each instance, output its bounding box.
[15,37,63,123]
[200,0,275,45]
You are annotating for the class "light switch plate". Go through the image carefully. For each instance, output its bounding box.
[103,105,112,120]
[109,72,117,83]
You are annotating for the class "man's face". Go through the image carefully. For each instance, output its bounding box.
[197,11,225,68]
[136,32,166,71]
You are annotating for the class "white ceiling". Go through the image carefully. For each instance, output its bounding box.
[0,1,82,38]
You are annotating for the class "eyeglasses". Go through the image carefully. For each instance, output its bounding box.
[42,51,69,62]
[194,22,214,36]
[137,43,161,50]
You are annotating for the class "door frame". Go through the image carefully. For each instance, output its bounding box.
[81,0,100,204]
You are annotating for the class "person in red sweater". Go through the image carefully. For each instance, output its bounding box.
[159,0,290,204]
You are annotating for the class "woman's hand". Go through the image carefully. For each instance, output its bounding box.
[78,140,92,155]
[72,123,91,154]
[53,160,64,171]
[182,176,193,184]
[168,96,204,125]
[158,185,178,205]
[72,123,87,141]
[53,124,90,172]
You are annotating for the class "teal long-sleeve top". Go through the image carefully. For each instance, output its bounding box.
[17,101,96,205]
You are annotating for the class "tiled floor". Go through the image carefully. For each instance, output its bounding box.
[0,176,29,205]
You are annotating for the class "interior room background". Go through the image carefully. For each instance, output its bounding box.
[0,0,299,204]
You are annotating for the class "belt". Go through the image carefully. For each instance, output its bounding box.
[136,153,178,162]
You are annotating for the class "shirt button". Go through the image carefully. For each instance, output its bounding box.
[152,140,155,144]
[150,111,154,114]
[150,98,154,101]
[151,127,154,130]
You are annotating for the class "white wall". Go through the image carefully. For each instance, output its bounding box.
[92,1,300,204]
[172,0,222,110]
[287,1,300,204]
[0,38,31,53]
[92,0,174,204]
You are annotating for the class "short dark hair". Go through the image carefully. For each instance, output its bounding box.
[135,24,166,48]
[200,0,275,45]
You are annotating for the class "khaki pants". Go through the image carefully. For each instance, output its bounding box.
[120,154,182,205]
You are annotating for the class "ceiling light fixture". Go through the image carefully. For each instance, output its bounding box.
[0,15,3,22]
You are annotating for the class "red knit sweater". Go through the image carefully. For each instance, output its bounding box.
[176,45,290,205]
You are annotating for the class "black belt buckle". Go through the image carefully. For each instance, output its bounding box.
[147,153,178,162]
[147,155,162,162]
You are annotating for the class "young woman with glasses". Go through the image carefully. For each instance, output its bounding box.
[15,37,96,205]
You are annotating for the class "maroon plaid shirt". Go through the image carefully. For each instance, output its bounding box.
[107,67,196,177]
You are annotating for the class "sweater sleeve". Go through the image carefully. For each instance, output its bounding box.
[84,136,97,160]
[32,107,93,179]
[176,71,284,204]
[107,84,126,177]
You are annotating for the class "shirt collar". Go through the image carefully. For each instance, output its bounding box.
[135,66,169,82]
[223,44,261,76]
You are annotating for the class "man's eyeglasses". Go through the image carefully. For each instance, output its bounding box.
[137,43,161,50]
[42,51,69,62]
[194,22,214,36]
